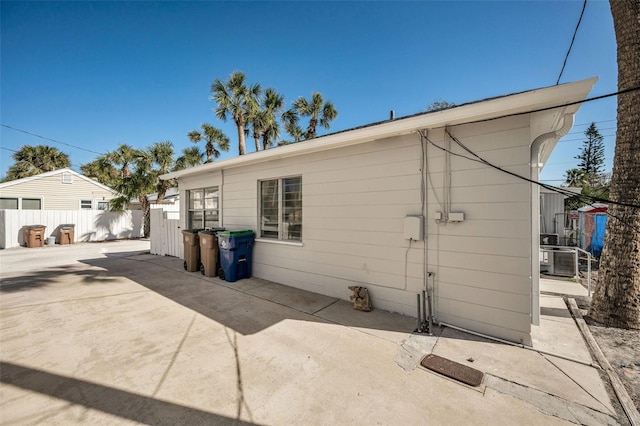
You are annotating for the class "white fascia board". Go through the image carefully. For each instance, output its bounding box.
[0,168,73,189]
[160,77,598,182]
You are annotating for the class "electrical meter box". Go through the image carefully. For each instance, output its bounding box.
[403,216,424,240]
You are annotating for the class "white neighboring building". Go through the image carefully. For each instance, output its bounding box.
[161,78,596,345]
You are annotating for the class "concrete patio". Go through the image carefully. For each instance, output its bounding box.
[0,241,626,425]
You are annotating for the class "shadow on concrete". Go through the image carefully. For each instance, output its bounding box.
[0,361,256,425]
[77,255,416,337]
[0,265,119,293]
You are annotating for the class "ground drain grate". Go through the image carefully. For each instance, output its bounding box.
[420,354,484,387]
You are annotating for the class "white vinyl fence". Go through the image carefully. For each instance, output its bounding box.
[0,209,143,249]
[149,206,182,258]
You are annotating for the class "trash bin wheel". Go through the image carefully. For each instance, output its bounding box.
[200,263,205,275]
[218,267,225,281]
[183,260,188,271]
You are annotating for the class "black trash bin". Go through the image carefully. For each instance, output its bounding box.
[217,231,255,282]
[181,229,203,272]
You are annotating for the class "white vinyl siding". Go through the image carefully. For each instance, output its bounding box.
[0,172,117,210]
[218,115,534,344]
[259,176,302,241]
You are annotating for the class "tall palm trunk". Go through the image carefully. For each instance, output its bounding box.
[139,194,151,238]
[589,0,640,329]
[306,117,318,140]
[237,120,246,156]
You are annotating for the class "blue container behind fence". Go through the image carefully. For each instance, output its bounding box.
[217,231,255,282]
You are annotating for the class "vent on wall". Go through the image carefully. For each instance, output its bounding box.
[61,173,73,184]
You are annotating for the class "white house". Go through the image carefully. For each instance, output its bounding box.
[160,78,597,345]
[0,168,118,211]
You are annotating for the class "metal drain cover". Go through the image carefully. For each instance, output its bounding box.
[420,354,484,387]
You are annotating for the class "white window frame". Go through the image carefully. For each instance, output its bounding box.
[96,200,109,210]
[187,186,220,229]
[80,199,93,209]
[259,176,302,242]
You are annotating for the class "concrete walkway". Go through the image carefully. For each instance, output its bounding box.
[0,241,625,425]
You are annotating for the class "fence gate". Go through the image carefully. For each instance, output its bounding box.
[150,209,182,258]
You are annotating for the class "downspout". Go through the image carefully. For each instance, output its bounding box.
[530,113,574,325]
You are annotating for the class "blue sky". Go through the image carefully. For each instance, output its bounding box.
[1,1,617,183]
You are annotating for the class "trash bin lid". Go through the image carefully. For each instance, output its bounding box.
[25,225,46,229]
[60,224,75,229]
[182,228,204,234]
[218,230,254,237]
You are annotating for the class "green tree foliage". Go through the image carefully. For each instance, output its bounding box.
[4,145,70,181]
[426,100,456,112]
[187,123,230,163]
[95,142,180,237]
[211,71,261,156]
[174,146,204,171]
[81,155,120,188]
[248,87,285,150]
[292,92,338,140]
[575,122,606,185]
[564,123,610,211]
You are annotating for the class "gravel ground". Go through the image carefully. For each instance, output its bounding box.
[574,290,640,413]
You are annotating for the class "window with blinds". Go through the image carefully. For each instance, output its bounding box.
[259,176,302,241]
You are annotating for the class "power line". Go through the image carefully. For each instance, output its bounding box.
[556,0,588,85]
[433,130,640,232]
[1,124,104,155]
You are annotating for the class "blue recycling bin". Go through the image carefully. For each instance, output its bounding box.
[217,231,255,282]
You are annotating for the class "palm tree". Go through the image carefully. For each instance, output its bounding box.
[149,141,175,204]
[174,146,204,171]
[261,88,285,150]
[107,144,140,178]
[282,108,304,143]
[4,145,70,180]
[80,154,120,187]
[211,71,261,155]
[292,92,338,140]
[187,123,230,163]
[564,168,588,187]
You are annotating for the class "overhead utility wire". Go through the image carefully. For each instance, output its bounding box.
[426,134,640,233]
[443,129,640,210]
[431,130,640,232]
[1,124,103,155]
[556,0,588,85]
[0,146,84,171]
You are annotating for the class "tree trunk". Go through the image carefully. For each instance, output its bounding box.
[254,135,260,152]
[306,118,317,140]
[237,121,246,156]
[139,194,151,238]
[589,0,640,329]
